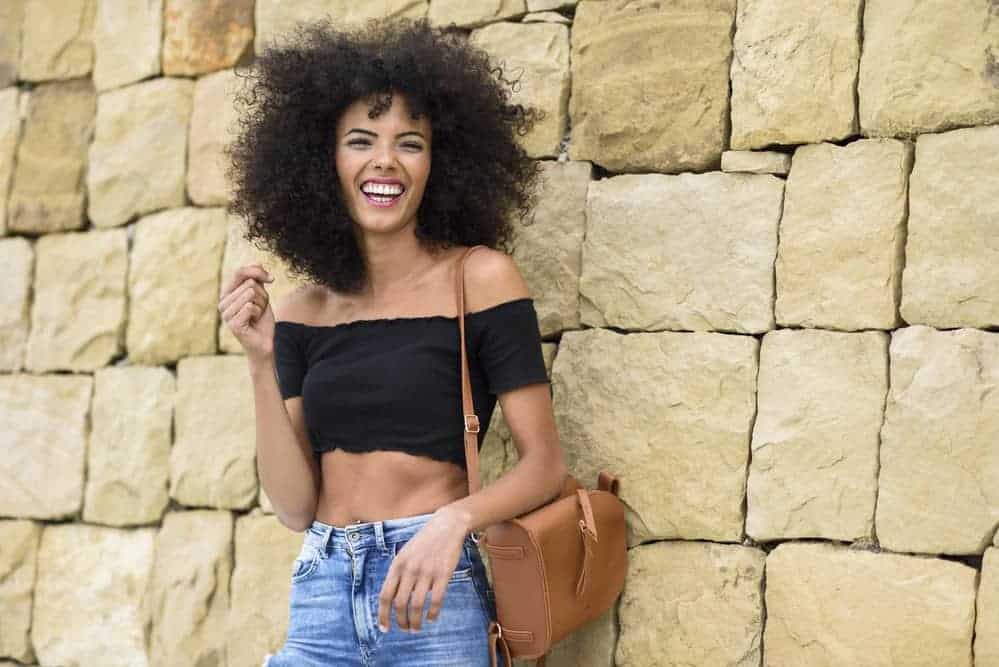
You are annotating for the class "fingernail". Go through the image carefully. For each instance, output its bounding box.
[379,624,387,633]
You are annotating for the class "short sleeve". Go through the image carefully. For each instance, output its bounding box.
[273,322,307,399]
[474,298,550,395]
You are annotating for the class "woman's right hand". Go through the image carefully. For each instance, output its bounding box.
[219,263,276,363]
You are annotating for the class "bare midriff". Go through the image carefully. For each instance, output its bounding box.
[314,448,470,528]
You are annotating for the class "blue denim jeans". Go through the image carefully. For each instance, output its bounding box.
[263,511,504,666]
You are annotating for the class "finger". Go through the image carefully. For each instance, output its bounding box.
[378,567,401,633]
[219,277,268,314]
[393,569,420,631]
[424,578,448,625]
[232,301,259,329]
[222,285,258,323]
[221,264,272,301]
[407,577,433,632]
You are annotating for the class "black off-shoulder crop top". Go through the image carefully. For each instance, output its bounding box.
[271,297,550,470]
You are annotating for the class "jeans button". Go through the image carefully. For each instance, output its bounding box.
[348,532,359,542]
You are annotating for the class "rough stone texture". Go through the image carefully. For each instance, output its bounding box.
[900,124,999,329]
[149,511,232,667]
[255,0,428,54]
[534,607,616,667]
[527,0,576,11]
[32,523,155,667]
[0,374,92,519]
[226,511,302,667]
[87,77,194,228]
[859,0,999,137]
[162,0,253,76]
[569,0,735,173]
[553,328,757,546]
[509,160,590,337]
[0,86,19,235]
[730,0,861,150]
[522,11,570,25]
[429,0,525,28]
[581,173,783,334]
[748,329,887,542]
[616,541,765,666]
[978,547,999,666]
[0,520,41,663]
[82,366,174,527]
[19,0,95,81]
[171,355,257,510]
[188,68,239,206]
[877,326,999,555]
[765,542,976,666]
[469,22,569,158]
[776,139,911,331]
[93,0,162,91]
[0,237,32,371]
[0,1,24,88]
[8,79,95,233]
[720,150,790,175]
[25,229,127,371]
[127,207,228,364]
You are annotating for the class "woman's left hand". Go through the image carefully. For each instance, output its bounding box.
[377,505,471,633]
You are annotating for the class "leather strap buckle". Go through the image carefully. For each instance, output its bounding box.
[464,414,480,433]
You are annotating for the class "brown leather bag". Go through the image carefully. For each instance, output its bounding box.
[454,245,629,667]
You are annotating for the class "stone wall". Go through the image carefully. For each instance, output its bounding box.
[1,0,998,665]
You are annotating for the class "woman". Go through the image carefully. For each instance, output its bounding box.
[219,17,567,666]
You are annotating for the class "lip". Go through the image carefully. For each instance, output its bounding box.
[359,177,406,209]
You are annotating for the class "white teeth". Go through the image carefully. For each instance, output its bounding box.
[361,182,404,196]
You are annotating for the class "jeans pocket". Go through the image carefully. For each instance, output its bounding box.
[291,542,321,583]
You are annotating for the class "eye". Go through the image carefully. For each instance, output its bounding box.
[347,139,370,146]
[402,143,423,150]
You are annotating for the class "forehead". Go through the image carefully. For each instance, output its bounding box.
[336,93,431,133]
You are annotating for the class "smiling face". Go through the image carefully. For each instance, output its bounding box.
[333,92,432,237]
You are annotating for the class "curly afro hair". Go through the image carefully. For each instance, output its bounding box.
[223,17,545,295]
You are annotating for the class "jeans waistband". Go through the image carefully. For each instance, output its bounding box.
[303,510,465,554]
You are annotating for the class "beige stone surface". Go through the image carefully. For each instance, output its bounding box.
[93,0,162,91]
[255,0,428,53]
[149,510,233,667]
[776,139,911,331]
[748,329,886,542]
[978,547,999,666]
[0,374,92,519]
[720,150,790,175]
[0,520,41,663]
[616,541,764,666]
[82,366,174,526]
[127,207,228,364]
[8,79,95,233]
[533,606,616,667]
[581,173,783,334]
[25,229,127,371]
[226,511,302,667]
[765,542,976,666]
[469,22,569,158]
[19,0,95,81]
[0,1,24,88]
[859,0,999,137]
[553,328,757,546]
[429,0,525,28]
[527,0,576,11]
[32,523,155,667]
[900,124,999,328]
[0,237,32,371]
[510,160,590,337]
[730,0,860,150]
[569,0,735,173]
[877,326,999,555]
[163,0,253,76]
[171,355,257,509]
[521,11,570,24]
[188,68,240,206]
[0,86,19,235]
[87,77,194,228]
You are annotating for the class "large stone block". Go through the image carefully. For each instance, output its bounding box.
[127,207,228,364]
[162,0,253,76]
[19,0,95,82]
[900,125,999,328]
[93,0,162,91]
[469,22,569,158]
[87,77,194,228]
[859,0,999,137]
[877,326,999,555]
[552,328,757,546]
[748,329,887,542]
[616,541,764,666]
[730,0,861,149]
[82,366,173,527]
[429,0,525,28]
[581,173,783,334]
[569,0,735,173]
[171,355,257,510]
[188,68,240,207]
[0,2,24,87]
[0,374,92,519]
[0,520,41,663]
[527,0,576,11]
[0,86,19,235]
[25,229,127,371]
[8,79,95,233]
[0,237,32,371]
[776,139,911,330]
[977,547,999,666]
[765,542,976,666]
[32,524,155,667]
[720,150,790,175]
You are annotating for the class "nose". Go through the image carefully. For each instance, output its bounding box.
[371,143,397,170]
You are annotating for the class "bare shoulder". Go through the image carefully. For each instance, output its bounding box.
[272,283,330,324]
[458,246,531,314]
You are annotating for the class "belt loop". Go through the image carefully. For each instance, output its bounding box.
[374,522,387,553]
[320,523,333,557]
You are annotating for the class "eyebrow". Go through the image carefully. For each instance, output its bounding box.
[345,128,426,139]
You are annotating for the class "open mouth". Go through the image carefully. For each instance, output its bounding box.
[360,182,405,208]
